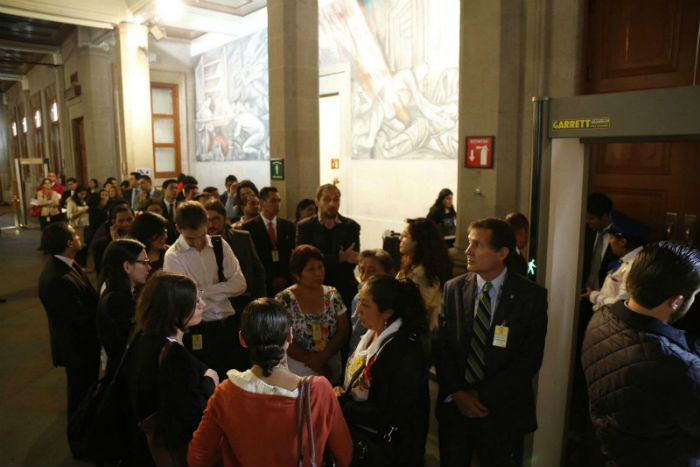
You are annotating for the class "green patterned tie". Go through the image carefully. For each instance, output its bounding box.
[465,282,492,384]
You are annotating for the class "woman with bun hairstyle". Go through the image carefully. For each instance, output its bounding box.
[129,212,170,272]
[335,276,430,466]
[188,298,353,467]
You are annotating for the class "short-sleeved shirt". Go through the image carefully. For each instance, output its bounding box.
[275,285,346,383]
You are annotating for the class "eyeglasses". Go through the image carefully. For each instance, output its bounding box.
[134,259,151,265]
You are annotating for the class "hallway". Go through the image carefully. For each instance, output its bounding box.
[0,223,87,466]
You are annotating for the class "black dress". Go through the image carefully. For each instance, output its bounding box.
[125,334,215,466]
[339,327,429,466]
[96,289,136,379]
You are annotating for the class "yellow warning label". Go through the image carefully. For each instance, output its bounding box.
[552,117,610,130]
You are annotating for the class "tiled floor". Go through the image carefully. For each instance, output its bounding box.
[0,211,440,466]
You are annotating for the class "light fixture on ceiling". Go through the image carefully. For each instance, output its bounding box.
[11,121,17,137]
[21,116,27,134]
[156,0,184,22]
[149,24,166,41]
[50,101,58,122]
[34,109,42,129]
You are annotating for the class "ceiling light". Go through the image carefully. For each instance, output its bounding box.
[11,122,17,136]
[34,109,42,129]
[156,0,184,22]
[21,117,27,134]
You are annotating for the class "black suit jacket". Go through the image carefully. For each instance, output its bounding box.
[38,256,100,367]
[242,215,295,288]
[223,227,266,302]
[582,227,618,287]
[436,270,548,434]
[295,214,360,306]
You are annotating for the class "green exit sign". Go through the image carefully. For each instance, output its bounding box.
[270,159,285,180]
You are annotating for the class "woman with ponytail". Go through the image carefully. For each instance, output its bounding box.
[188,298,353,467]
[335,276,430,467]
[97,238,151,378]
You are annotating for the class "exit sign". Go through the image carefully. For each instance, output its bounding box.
[270,159,285,180]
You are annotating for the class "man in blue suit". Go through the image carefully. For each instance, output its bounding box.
[436,218,548,467]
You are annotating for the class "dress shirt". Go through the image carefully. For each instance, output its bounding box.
[589,246,642,311]
[474,267,508,326]
[261,214,277,238]
[54,254,75,269]
[317,213,341,228]
[163,234,247,321]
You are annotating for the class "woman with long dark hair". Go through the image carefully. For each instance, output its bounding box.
[398,218,452,330]
[188,298,353,466]
[336,276,429,466]
[129,212,169,272]
[97,239,151,378]
[126,271,217,466]
[427,188,457,247]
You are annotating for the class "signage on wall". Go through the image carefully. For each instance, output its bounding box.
[465,136,494,168]
[552,117,611,130]
[136,168,151,176]
[271,159,285,180]
[331,158,340,170]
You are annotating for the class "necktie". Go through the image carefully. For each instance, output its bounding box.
[587,230,606,289]
[268,221,277,247]
[72,260,96,293]
[465,282,492,385]
[168,202,174,219]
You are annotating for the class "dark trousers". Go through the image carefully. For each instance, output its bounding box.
[65,355,100,420]
[183,314,249,381]
[437,401,524,467]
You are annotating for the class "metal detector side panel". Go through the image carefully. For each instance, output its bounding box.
[548,86,700,141]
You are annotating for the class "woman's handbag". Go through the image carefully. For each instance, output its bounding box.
[137,341,188,467]
[296,376,336,467]
[67,330,138,464]
[347,423,396,467]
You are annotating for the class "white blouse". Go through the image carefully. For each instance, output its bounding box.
[227,369,299,398]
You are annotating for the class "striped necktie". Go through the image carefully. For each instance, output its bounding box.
[465,281,493,384]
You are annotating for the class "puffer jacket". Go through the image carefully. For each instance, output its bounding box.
[582,300,700,467]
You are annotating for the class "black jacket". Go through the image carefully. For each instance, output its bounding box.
[340,327,429,466]
[436,270,548,434]
[296,214,360,306]
[97,289,136,379]
[38,256,100,367]
[582,301,700,467]
[242,215,295,292]
[222,226,266,306]
[126,335,215,466]
[582,226,618,287]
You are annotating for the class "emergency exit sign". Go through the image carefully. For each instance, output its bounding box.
[271,159,285,180]
[465,136,494,168]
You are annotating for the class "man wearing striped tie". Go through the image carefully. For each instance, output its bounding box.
[436,218,548,467]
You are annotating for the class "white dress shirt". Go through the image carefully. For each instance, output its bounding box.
[163,234,247,321]
[261,214,277,238]
[474,267,508,326]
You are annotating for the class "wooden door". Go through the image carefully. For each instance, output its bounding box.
[585,0,700,248]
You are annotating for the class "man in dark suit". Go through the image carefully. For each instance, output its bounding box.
[242,186,295,296]
[436,218,548,467]
[582,193,618,290]
[38,222,100,425]
[60,177,78,207]
[505,212,530,277]
[295,184,360,309]
[205,198,266,309]
[133,174,163,210]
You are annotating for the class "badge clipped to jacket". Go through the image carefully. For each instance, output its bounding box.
[493,323,509,348]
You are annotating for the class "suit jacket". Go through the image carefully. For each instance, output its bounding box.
[61,190,75,207]
[436,270,548,434]
[242,215,296,289]
[295,214,360,306]
[222,227,266,305]
[582,227,618,288]
[38,256,100,367]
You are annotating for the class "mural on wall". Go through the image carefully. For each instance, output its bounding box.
[319,0,460,160]
[194,29,269,162]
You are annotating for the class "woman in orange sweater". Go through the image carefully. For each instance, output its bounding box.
[187,298,353,467]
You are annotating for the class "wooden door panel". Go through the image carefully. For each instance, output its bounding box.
[593,142,671,175]
[587,0,699,93]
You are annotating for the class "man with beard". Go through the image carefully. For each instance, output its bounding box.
[582,242,700,467]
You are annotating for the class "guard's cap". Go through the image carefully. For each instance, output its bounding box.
[609,211,651,240]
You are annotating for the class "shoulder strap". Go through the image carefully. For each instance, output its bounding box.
[297,376,316,467]
[109,329,140,385]
[210,235,226,283]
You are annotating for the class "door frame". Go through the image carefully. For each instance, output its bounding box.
[528,85,700,466]
[71,117,87,183]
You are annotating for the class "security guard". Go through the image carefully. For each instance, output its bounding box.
[583,211,650,311]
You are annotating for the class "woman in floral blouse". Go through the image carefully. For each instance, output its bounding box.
[276,244,349,385]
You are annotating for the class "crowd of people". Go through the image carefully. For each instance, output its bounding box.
[33,171,700,467]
